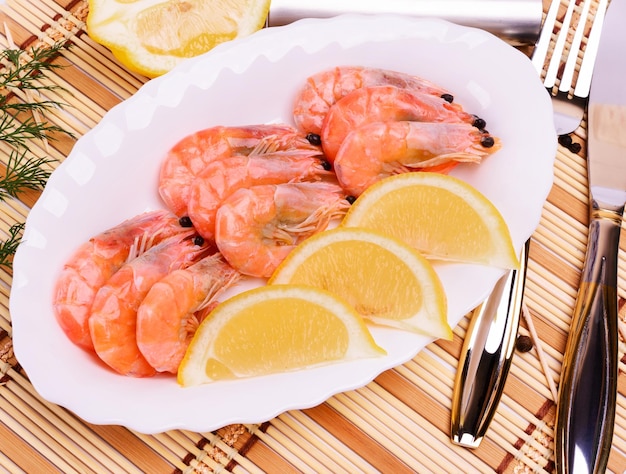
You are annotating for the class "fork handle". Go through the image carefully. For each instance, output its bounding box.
[555,203,624,474]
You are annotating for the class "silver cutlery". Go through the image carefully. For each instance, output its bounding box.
[555,0,626,470]
[450,242,528,447]
[267,0,543,46]
[451,0,608,448]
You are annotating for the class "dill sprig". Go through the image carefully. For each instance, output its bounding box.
[0,223,24,269]
[0,113,69,150]
[1,43,67,91]
[0,149,56,200]
[0,41,73,269]
[0,42,73,150]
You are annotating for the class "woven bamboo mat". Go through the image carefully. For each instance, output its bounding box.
[0,0,625,472]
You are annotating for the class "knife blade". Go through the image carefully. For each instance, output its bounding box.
[554,0,626,471]
[267,0,543,46]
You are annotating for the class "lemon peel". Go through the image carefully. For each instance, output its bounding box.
[342,173,519,269]
[87,0,271,77]
[270,227,451,339]
[178,285,384,386]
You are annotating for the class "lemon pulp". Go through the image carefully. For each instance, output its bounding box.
[178,285,384,386]
[270,228,451,339]
[87,0,271,77]
[342,173,519,269]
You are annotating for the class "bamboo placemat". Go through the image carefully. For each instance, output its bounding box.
[0,0,625,472]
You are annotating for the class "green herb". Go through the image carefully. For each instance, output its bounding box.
[0,41,74,269]
[0,149,56,200]
[0,223,24,269]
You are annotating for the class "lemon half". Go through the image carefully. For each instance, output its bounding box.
[87,0,271,77]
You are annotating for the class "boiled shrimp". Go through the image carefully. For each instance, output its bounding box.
[334,121,501,197]
[187,150,332,240]
[136,253,241,374]
[215,182,351,278]
[158,124,321,216]
[88,232,209,377]
[321,85,481,161]
[293,66,452,136]
[53,210,189,351]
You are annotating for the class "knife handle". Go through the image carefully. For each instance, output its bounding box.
[555,203,624,474]
[450,241,528,448]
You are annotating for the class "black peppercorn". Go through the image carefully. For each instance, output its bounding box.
[558,134,582,154]
[472,116,487,130]
[569,142,582,154]
[193,236,205,246]
[179,216,193,227]
[480,136,495,148]
[346,195,357,205]
[321,160,332,171]
[441,93,454,103]
[515,335,533,353]
[558,134,573,147]
[306,133,322,146]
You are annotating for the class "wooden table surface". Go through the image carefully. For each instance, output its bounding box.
[0,0,624,472]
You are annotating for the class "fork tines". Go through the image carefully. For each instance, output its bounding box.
[531,0,609,100]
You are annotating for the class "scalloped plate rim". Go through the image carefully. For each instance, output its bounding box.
[10,14,556,434]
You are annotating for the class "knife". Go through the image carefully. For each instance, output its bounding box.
[554,0,626,471]
[267,0,543,46]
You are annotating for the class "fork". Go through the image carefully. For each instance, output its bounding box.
[450,0,608,448]
[533,0,609,135]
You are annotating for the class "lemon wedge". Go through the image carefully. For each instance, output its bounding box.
[342,173,519,269]
[269,227,451,338]
[87,0,271,77]
[178,285,385,386]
